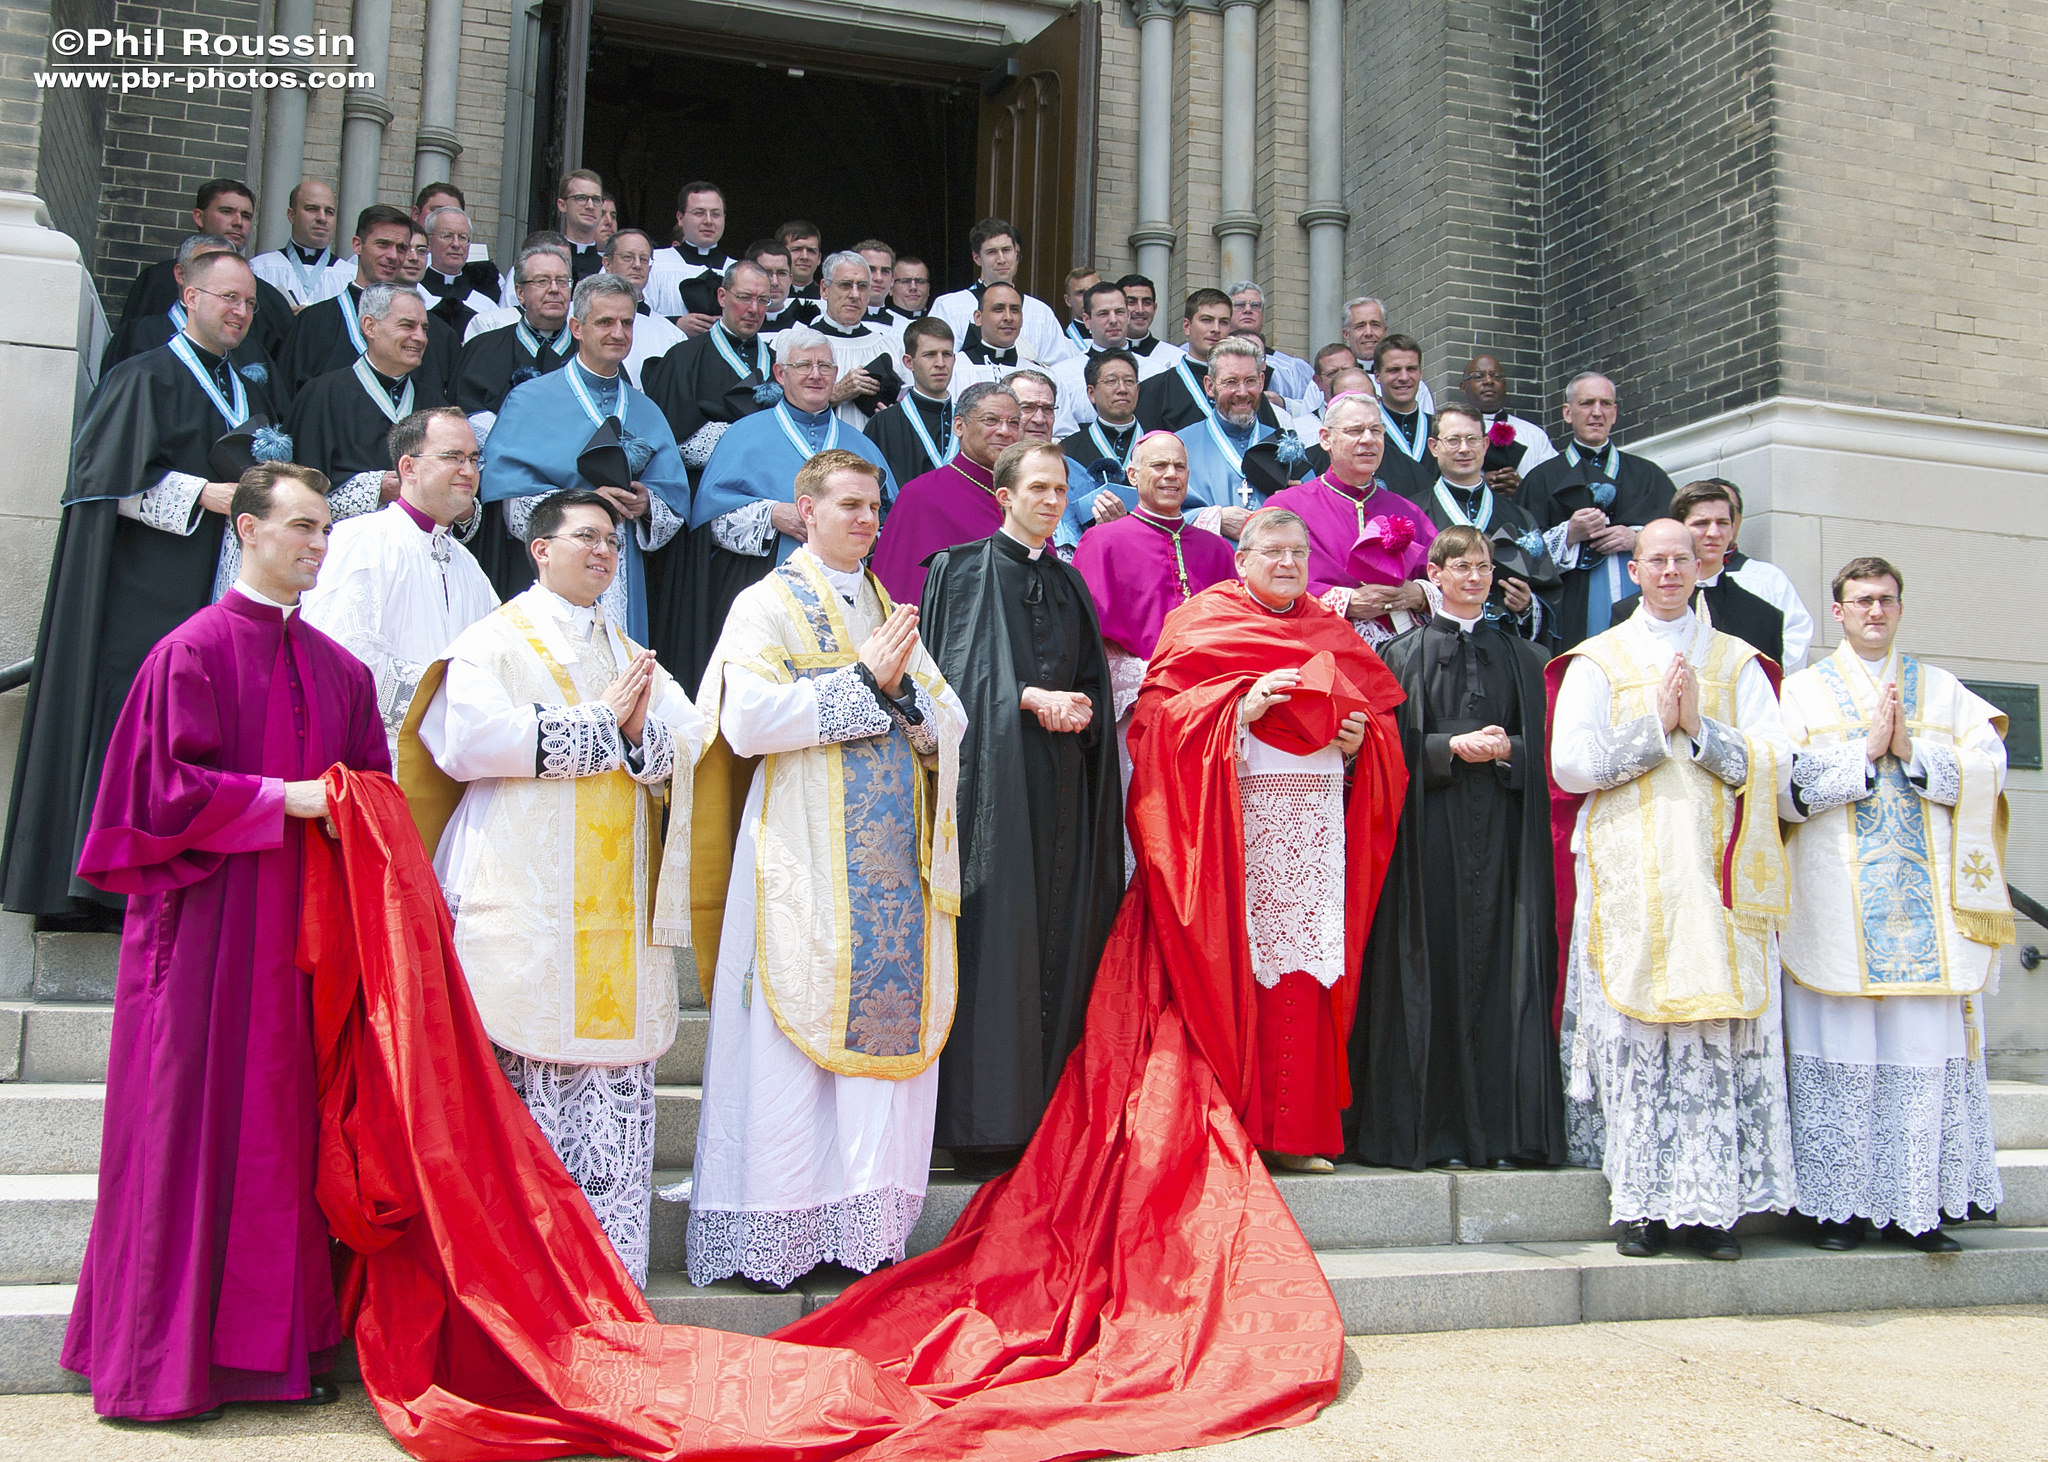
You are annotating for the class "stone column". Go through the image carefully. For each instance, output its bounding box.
[1213,0,1260,287]
[335,0,396,246]
[1300,0,1349,346]
[1127,0,1178,330]
[413,0,466,192]
[257,0,319,251]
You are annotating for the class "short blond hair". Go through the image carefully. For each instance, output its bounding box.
[794,448,884,502]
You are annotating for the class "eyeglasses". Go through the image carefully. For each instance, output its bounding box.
[783,361,835,375]
[419,450,483,468]
[544,529,625,551]
[1442,559,1493,576]
[1436,435,1486,449]
[189,286,254,312]
[1331,425,1386,443]
[1843,594,1901,612]
[1460,369,1504,383]
[520,275,571,291]
[1248,547,1311,564]
[1638,554,1696,570]
[564,191,603,205]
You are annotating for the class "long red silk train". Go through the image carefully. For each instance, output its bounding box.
[301,769,929,1460]
[776,583,1407,1459]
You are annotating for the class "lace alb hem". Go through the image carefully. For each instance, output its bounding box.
[1692,715,1748,787]
[1791,741,1872,817]
[1788,1052,2003,1230]
[712,500,776,555]
[685,1186,925,1289]
[1584,711,1669,790]
[538,702,623,778]
[497,1048,658,1288]
[1242,770,1346,989]
[1561,934,1799,1227]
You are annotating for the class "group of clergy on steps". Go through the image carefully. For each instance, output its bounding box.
[7,168,2014,1429]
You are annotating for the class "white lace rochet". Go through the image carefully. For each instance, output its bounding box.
[1241,770,1347,989]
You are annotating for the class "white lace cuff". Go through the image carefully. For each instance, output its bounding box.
[1790,742,1873,816]
[1318,586,1353,617]
[681,420,729,468]
[536,702,624,778]
[119,472,206,534]
[895,680,940,755]
[1908,740,1963,806]
[329,472,385,523]
[1417,576,1445,618]
[1583,711,1668,790]
[712,499,777,555]
[1545,523,1579,569]
[1106,647,1147,722]
[814,666,894,744]
[626,712,676,784]
[638,492,683,553]
[1690,715,1749,787]
[504,493,541,542]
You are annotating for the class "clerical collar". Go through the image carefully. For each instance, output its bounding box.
[1247,585,1298,615]
[1698,569,1723,587]
[1324,472,1378,504]
[1128,336,1161,356]
[1642,608,1697,639]
[287,241,328,265]
[814,317,875,338]
[1387,406,1420,433]
[229,581,298,616]
[429,268,462,289]
[180,336,226,372]
[1217,417,1254,450]
[966,336,1018,365]
[1131,505,1181,534]
[675,240,726,265]
[1569,439,1614,473]
[367,361,409,396]
[1434,608,1483,633]
[395,497,439,533]
[574,359,621,385]
[635,302,650,315]
[1442,475,1486,497]
[1098,420,1138,448]
[535,583,604,633]
[998,525,1046,559]
[784,403,833,429]
[798,547,866,602]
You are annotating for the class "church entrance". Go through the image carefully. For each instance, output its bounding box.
[526,4,1098,297]
[581,37,981,287]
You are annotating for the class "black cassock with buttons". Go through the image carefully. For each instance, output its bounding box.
[918,530,1126,1155]
[1348,612,1567,1170]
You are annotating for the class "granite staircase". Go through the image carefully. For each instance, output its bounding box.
[6,930,2048,1392]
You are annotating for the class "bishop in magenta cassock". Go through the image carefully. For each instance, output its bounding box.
[1263,392,1436,650]
[869,380,1022,605]
[62,464,390,1420]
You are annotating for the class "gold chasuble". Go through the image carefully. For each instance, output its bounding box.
[1568,614,1788,1024]
[694,552,964,1080]
[1780,644,2012,996]
[399,592,699,1066]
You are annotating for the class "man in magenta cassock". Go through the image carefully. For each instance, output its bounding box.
[62,461,390,1421]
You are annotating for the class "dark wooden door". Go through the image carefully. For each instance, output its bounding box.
[975,2,1098,300]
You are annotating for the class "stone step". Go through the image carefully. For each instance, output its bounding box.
[0,1176,95,1283]
[9,1224,2048,1394]
[1990,1080,2048,1148]
[0,1080,704,1177]
[30,933,118,1004]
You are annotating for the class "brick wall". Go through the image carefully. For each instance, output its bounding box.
[0,0,51,195]
[94,0,261,314]
[1168,5,1222,326]
[35,0,113,265]
[1092,3,1140,286]
[1772,0,2048,430]
[1537,0,1777,439]
[1251,0,1308,356]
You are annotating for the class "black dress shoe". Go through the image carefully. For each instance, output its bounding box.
[1902,1226,1963,1253]
[1688,1225,1742,1261]
[1489,1158,1518,1170]
[1813,1219,1864,1251]
[276,1377,341,1406]
[1616,1218,1666,1258]
[740,1274,798,1294]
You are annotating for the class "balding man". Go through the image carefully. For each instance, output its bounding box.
[1516,371,1677,650]
[251,179,339,309]
[1338,296,1434,415]
[106,178,295,368]
[1455,352,1556,494]
[1227,281,1314,401]
[1550,519,1796,1262]
[416,205,501,336]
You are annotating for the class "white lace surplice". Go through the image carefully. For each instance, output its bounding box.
[1239,726,1346,990]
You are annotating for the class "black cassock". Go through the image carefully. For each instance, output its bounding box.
[452,320,572,600]
[646,326,775,686]
[1349,616,1565,1169]
[1516,444,1676,650]
[1375,409,1441,502]
[87,310,288,416]
[104,258,293,370]
[1419,484,1555,643]
[285,361,448,484]
[919,533,1125,1153]
[863,391,952,491]
[274,284,458,399]
[0,343,280,915]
